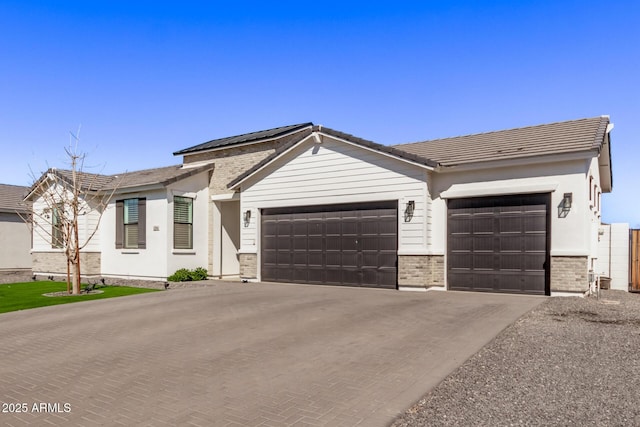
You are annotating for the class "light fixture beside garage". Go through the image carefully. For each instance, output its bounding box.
[404,200,415,222]
[558,193,572,218]
[243,209,252,227]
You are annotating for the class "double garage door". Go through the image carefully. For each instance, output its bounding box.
[261,202,397,289]
[447,194,550,295]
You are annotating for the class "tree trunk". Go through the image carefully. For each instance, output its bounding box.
[66,259,71,294]
[71,260,81,295]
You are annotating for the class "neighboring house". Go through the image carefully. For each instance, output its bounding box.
[0,184,31,273]
[27,164,213,281]
[27,116,615,295]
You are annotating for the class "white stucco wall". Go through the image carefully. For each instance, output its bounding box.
[101,171,209,280]
[0,212,31,270]
[430,157,594,257]
[239,136,431,261]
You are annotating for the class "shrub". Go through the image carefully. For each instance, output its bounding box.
[167,267,208,282]
[192,267,208,281]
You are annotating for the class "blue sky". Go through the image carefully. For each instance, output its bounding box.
[1,1,638,225]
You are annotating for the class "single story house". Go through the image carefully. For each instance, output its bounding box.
[27,116,614,295]
[0,184,31,274]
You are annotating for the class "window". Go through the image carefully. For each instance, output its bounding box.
[174,196,193,249]
[124,199,139,248]
[52,204,64,249]
[116,198,146,249]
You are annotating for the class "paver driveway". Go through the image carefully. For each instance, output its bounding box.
[0,282,542,426]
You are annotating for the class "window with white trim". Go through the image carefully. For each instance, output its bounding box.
[174,196,193,249]
[115,198,146,249]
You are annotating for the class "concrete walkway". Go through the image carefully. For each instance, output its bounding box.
[0,282,543,426]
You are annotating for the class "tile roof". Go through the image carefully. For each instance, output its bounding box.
[393,116,610,167]
[100,164,213,190]
[27,164,214,198]
[0,184,30,213]
[173,123,314,155]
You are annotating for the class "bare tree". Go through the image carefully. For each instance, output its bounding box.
[25,129,120,294]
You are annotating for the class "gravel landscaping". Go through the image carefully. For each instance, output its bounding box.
[393,290,640,427]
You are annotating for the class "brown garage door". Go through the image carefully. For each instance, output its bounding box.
[447,194,550,295]
[261,201,397,289]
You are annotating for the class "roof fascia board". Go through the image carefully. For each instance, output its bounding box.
[102,164,213,194]
[175,125,314,157]
[598,130,613,193]
[437,150,596,173]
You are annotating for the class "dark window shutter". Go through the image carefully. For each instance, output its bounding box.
[115,200,123,249]
[138,198,146,249]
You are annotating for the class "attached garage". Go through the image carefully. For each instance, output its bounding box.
[447,194,550,295]
[261,201,398,289]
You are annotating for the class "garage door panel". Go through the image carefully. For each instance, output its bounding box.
[500,235,522,251]
[342,237,358,251]
[309,222,323,235]
[325,222,340,235]
[501,253,523,270]
[473,253,495,270]
[293,221,307,235]
[525,234,546,250]
[293,252,307,265]
[378,253,397,269]
[499,217,522,233]
[448,194,549,295]
[524,253,546,270]
[308,252,323,266]
[261,202,397,289]
[525,215,546,232]
[473,217,495,233]
[360,236,379,250]
[309,237,323,250]
[277,251,292,264]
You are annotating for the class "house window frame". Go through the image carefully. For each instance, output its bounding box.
[123,199,139,249]
[173,196,193,250]
[51,204,64,249]
[116,198,146,250]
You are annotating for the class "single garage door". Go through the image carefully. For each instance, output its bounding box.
[261,201,397,289]
[447,194,550,295]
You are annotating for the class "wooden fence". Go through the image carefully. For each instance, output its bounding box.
[631,229,640,292]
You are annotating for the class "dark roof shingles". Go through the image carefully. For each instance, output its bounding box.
[173,123,313,155]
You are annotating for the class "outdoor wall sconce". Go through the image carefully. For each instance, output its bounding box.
[558,192,572,218]
[243,209,252,227]
[404,200,415,222]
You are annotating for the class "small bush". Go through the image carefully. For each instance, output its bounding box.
[168,267,208,282]
[192,267,208,281]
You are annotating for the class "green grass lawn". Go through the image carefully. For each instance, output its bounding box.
[0,281,160,314]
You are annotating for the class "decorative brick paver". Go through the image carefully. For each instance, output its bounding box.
[0,282,542,426]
